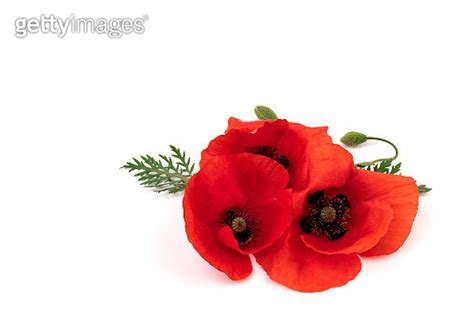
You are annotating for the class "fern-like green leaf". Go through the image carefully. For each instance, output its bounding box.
[122,145,195,194]
[361,159,401,175]
[418,185,432,193]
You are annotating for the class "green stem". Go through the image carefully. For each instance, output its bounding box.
[355,137,399,167]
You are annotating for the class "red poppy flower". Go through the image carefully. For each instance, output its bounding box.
[183,153,292,280]
[226,117,332,144]
[201,118,331,190]
[255,144,419,292]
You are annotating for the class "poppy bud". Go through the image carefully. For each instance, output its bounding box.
[340,131,368,146]
[254,105,278,120]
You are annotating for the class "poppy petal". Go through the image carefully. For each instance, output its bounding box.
[289,122,331,144]
[240,155,291,253]
[301,144,354,211]
[226,117,332,145]
[184,176,252,280]
[189,156,257,223]
[301,199,393,255]
[201,119,313,189]
[246,153,290,205]
[273,127,310,190]
[226,117,267,133]
[344,169,419,256]
[288,144,354,224]
[217,226,241,251]
[255,233,361,292]
[183,153,292,280]
[240,198,291,254]
[200,120,289,168]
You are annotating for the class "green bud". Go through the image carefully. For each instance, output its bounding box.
[254,105,278,120]
[340,131,368,146]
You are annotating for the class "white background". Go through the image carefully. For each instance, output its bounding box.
[1,1,473,314]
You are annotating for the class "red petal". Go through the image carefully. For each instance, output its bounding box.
[217,226,241,251]
[216,155,292,255]
[303,144,354,199]
[255,233,361,292]
[242,155,291,253]
[226,117,267,133]
[189,156,257,223]
[183,154,292,280]
[226,117,332,145]
[288,122,331,145]
[246,151,290,204]
[184,176,252,280]
[200,120,289,169]
[273,127,310,190]
[204,119,335,190]
[240,198,291,254]
[286,144,354,225]
[301,199,393,255]
[202,119,311,189]
[345,169,419,256]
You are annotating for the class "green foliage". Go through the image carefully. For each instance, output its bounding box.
[122,145,195,194]
[362,159,402,174]
[254,105,278,120]
[417,184,432,193]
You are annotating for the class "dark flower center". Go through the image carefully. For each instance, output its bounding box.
[253,146,290,169]
[299,191,351,241]
[222,209,257,245]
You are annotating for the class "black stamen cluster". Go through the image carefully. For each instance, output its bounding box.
[299,191,351,241]
[253,146,290,169]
